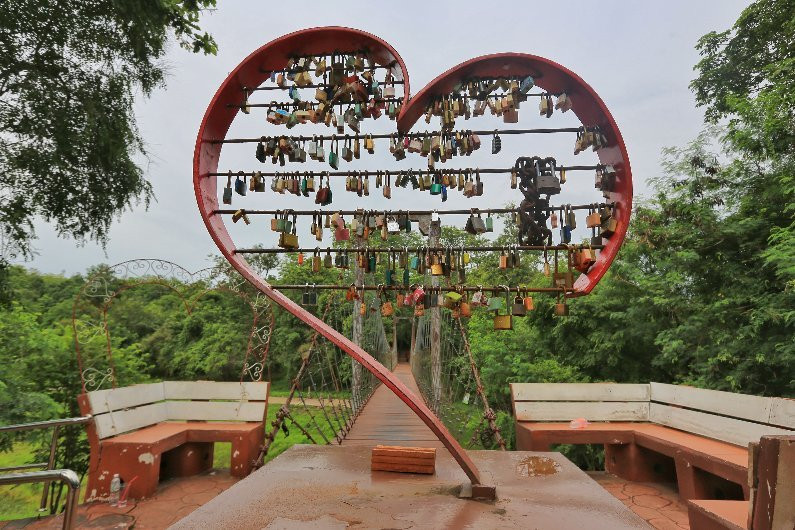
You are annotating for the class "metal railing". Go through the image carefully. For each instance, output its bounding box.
[0,470,80,529]
[0,416,91,515]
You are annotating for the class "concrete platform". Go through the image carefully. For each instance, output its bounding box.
[173,445,649,529]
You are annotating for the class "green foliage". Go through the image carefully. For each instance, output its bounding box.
[0,1,217,261]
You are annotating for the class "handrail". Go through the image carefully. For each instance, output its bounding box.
[0,415,92,433]
[0,416,91,512]
[0,469,80,529]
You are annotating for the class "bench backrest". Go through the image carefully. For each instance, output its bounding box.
[86,381,269,439]
[649,383,794,447]
[511,383,651,422]
[511,382,795,446]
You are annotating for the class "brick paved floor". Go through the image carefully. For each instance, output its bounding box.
[1,468,239,529]
[589,471,690,529]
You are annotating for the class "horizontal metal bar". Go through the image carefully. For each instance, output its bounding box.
[235,244,600,254]
[267,284,570,294]
[260,64,397,76]
[250,80,406,91]
[210,165,601,178]
[214,203,606,217]
[230,97,404,109]
[0,470,80,529]
[212,126,586,145]
[0,462,48,472]
[0,416,91,434]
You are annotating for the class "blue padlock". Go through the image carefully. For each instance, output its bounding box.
[519,76,535,94]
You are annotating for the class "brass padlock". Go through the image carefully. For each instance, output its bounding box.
[431,254,444,276]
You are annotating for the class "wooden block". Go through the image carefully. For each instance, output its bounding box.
[371,456,435,466]
[371,462,435,474]
[371,445,436,475]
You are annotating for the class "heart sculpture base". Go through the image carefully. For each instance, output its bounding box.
[193,26,632,492]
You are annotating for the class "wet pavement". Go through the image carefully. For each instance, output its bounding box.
[172,444,649,529]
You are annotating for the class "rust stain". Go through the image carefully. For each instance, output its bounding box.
[516,455,561,477]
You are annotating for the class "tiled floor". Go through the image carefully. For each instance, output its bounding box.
[1,469,239,529]
[589,471,691,529]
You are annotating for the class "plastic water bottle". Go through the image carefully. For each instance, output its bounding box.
[109,474,121,506]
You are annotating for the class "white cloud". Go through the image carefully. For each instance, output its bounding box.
[20,0,751,275]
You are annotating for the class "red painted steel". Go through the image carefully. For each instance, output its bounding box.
[194,28,632,487]
[193,27,482,485]
[396,53,632,297]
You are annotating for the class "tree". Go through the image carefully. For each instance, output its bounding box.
[0,0,217,263]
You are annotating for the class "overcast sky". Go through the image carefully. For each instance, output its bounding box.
[18,0,751,277]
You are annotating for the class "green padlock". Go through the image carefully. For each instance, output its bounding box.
[485,212,494,232]
[487,295,505,312]
[368,253,377,272]
[385,268,394,286]
[403,268,410,286]
[430,173,442,195]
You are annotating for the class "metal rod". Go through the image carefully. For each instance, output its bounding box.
[0,462,49,472]
[0,416,91,433]
[265,284,570,294]
[215,203,605,216]
[209,165,601,178]
[39,425,60,511]
[212,126,586,144]
[230,97,404,109]
[259,64,397,76]
[250,80,405,91]
[235,244,601,254]
[0,470,80,529]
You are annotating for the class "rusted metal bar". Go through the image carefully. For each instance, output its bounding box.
[213,126,585,144]
[456,317,506,450]
[235,244,602,254]
[264,284,571,294]
[210,166,601,178]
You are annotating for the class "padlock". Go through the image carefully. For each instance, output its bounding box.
[554,301,569,316]
[234,174,247,196]
[430,255,444,276]
[222,173,233,204]
[493,314,513,330]
[523,295,534,311]
[492,131,502,154]
[512,294,527,316]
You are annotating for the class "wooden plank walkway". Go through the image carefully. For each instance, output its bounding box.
[341,363,445,448]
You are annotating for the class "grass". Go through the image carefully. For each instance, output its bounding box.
[213,404,342,469]
[0,442,46,521]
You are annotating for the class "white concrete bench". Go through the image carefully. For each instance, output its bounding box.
[78,381,269,500]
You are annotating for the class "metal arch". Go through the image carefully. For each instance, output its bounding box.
[396,53,633,297]
[193,26,484,486]
[194,29,632,486]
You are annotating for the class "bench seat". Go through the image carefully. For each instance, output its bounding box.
[686,500,748,530]
[107,421,259,445]
[511,382,794,506]
[516,421,748,497]
[79,381,269,501]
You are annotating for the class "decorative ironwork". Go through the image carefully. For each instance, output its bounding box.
[73,259,274,392]
[81,367,114,391]
[242,361,264,382]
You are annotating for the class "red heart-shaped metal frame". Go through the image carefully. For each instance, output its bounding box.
[194,26,632,487]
